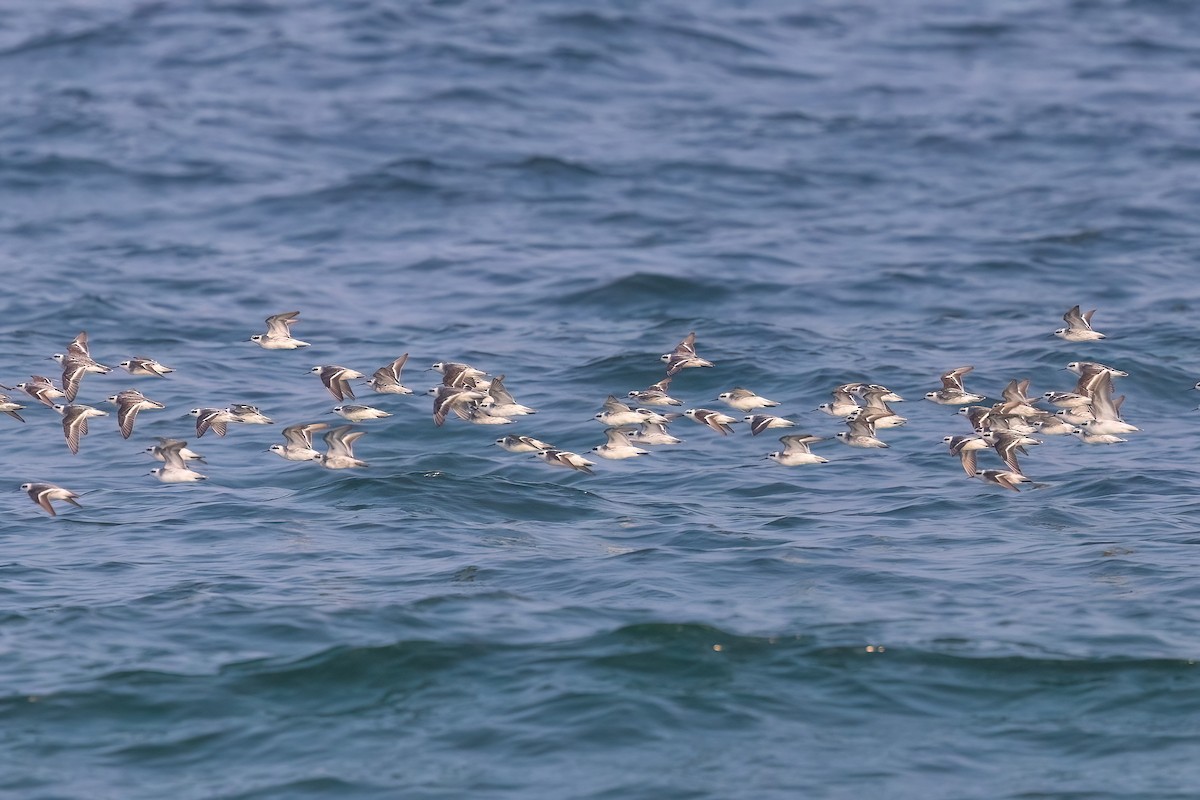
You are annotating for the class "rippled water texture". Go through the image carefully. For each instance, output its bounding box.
[2,1,1200,797]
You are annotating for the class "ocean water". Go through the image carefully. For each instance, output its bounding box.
[2,1,1200,797]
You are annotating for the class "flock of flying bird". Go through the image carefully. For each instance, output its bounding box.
[10,304,1139,515]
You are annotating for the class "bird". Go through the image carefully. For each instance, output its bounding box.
[683,408,738,435]
[250,311,310,349]
[367,354,413,394]
[856,383,905,403]
[332,404,392,422]
[1070,427,1126,445]
[21,482,82,516]
[743,414,796,436]
[989,431,1039,475]
[1077,372,1137,435]
[660,331,714,375]
[717,387,779,412]
[107,389,166,439]
[430,361,487,388]
[627,377,681,406]
[494,434,555,453]
[592,427,649,460]
[944,435,988,476]
[269,422,328,462]
[65,331,90,358]
[53,403,108,454]
[150,466,208,483]
[145,437,205,463]
[974,469,1031,492]
[626,420,681,446]
[226,404,274,424]
[766,434,827,466]
[15,376,66,407]
[925,366,985,405]
[118,356,174,377]
[534,448,595,474]
[1066,361,1126,379]
[1041,390,1092,410]
[1055,305,1105,341]
[835,415,888,449]
[462,405,513,425]
[995,379,1040,418]
[847,406,906,431]
[816,384,860,417]
[320,425,368,469]
[54,350,111,403]
[1030,414,1076,436]
[0,393,25,422]
[310,365,364,401]
[148,439,208,482]
[485,375,535,416]
[430,385,488,426]
[190,407,238,438]
[859,386,907,425]
[594,396,650,427]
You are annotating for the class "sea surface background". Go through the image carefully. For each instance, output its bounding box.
[2,1,1200,798]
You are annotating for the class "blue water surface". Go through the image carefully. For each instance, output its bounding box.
[2,1,1200,798]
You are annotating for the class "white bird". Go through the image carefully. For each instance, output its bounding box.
[660,331,714,375]
[743,414,795,436]
[430,385,488,426]
[367,354,413,394]
[717,387,779,412]
[107,389,166,439]
[119,356,174,377]
[54,350,111,403]
[816,384,860,417]
[311,365,364,401]
[944,435,989,476]
[486,375,535,416]
[627,421,682,446]
[332,404,392,422]
[190,407,238,438]
[430,361,487,388]
[0,393,25,422]
[766,434,827,466]
[494,435,555,453]
[974,469,1031,492]
[835,415,888,449]
[21,482,82,516]
[250,311,310,349]
[269,423,328,462]
[148,439,208,482]
[594,396,648,427]
[150,466,208,483]
[925,366,985,405]
[53,403,108,454]
[628,377,681,406]
[145,437,205,463]
[1042,391,1092,409]
[15,376,65,407]
[592,428,649,460]
[683,408,738,435]
[320,425,368,469]
[227,404,274,425]
[1054,305,1105,341]
[534,448,595,474]
[1070,427,1126,445]
[1078,372,1137,435]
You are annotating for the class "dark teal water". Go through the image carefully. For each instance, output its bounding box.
[3,1,1200,797]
